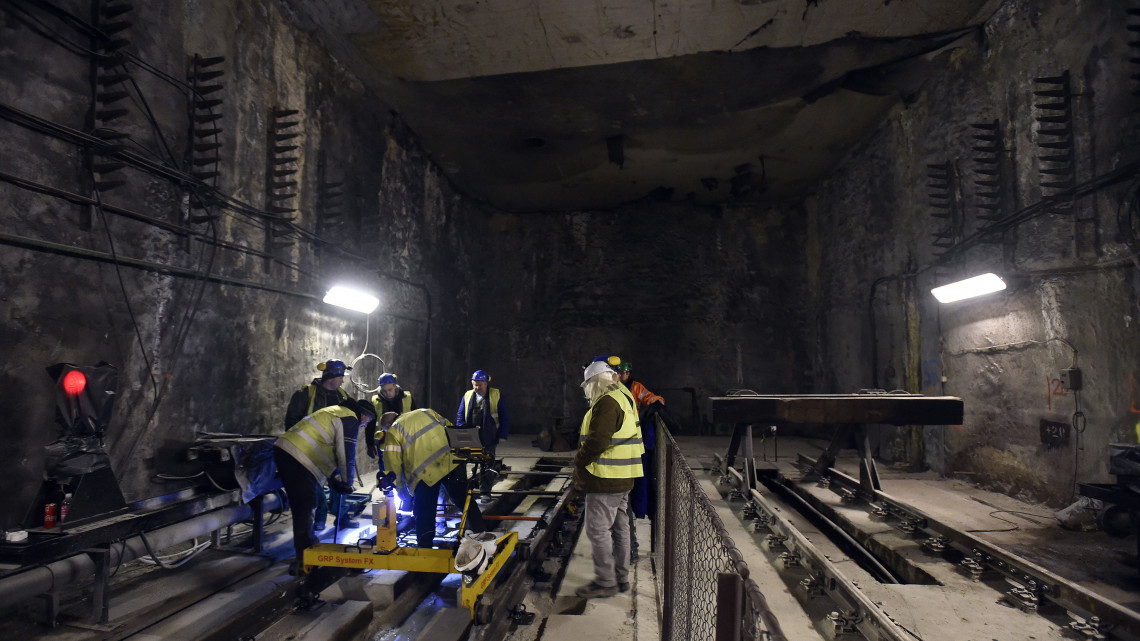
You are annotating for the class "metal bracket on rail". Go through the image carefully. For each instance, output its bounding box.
[509,604,536,625]
[1069,615,1110,640]
[1005,578,1040,613]
[826,610,863,636]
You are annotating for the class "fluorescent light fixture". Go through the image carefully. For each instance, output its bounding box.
[323,285,379,313]
[931,273,1006,304]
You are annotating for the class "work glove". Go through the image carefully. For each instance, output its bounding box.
[397,486,413,510]
[570,467,585,493]
[366,444,378,459]
[376,470,397,492]
[328,476,354,495]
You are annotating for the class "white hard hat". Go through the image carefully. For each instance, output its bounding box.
[454,531,500,575]
[581,360,616,386]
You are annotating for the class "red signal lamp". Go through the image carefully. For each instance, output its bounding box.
[62,370,87,396]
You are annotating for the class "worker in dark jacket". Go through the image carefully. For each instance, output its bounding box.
[456,370,510,495]
[366,372,417,458]
[284,359,352,428]
[274,399,375,570]
[572,359,643,598]
[616,359,662,562]
[284,359,354,529]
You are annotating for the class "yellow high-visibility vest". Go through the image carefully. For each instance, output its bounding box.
[462,388,500,424]
[276,405,356,481]
[382,408,456,491]
[306,384,347,414]
[579,387,645,478]
[372,390,414,415]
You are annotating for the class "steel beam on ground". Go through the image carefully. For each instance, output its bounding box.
[710,394,963,426]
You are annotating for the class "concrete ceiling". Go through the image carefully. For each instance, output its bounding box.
[283,0,1002,212]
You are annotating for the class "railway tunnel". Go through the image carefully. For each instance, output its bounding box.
[2,1,1140,640]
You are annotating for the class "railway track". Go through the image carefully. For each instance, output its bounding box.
[712,453,1140,641]
[0,457,582,641]
[274,456,578,641]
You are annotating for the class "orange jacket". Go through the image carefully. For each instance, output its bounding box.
[627,380,664,413]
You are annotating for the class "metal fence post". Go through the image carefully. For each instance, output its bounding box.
[716,572,744,641]
[662,439,676,641]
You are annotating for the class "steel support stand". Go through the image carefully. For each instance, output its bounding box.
[36,589,60,628]
[741,425,756,493]
[663,444,675,641]
[250,494,264,552]
[88,545,111,624]
[857,426,881,495]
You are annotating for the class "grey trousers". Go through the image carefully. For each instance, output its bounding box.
[611,498,638,557]
[585,491,630,588]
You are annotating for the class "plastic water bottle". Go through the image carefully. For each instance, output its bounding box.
[60,494,72,524]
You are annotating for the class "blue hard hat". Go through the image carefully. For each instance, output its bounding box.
[377,372,397,386]
[319,360,350,378]
[471,369,490,382]
[592,355,622,368]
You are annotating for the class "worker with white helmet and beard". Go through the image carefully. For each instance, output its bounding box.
[572,358,644,598]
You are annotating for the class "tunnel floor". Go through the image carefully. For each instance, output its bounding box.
[1,435,1136,640]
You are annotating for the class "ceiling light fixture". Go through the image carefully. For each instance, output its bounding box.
[930,273,1006,304]
[323,285,380,313]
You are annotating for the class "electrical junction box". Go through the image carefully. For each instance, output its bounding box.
[1060,368,1082,391]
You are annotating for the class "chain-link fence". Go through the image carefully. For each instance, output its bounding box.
[653,425,786,641]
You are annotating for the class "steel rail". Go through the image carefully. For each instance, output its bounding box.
[808,457,1140,641]
[375,459,576,641]
[468,469,577,640]
[714,456,917,641]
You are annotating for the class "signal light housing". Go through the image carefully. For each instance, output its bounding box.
[62,370,87,396]
[47,362,118,437]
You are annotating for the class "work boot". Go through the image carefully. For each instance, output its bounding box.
[575,581,618,598]
[618,581,630,593]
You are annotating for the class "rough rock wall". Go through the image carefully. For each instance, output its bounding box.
[0,0,476,528]
[460,201,811,435]
[808,0,1140,505]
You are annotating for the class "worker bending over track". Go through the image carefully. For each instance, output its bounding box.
[274,399,375,572]
[378,408,487,547]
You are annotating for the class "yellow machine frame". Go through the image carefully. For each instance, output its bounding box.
[301,450,518,619]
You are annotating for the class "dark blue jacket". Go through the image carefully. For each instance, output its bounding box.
[630,411,658,519]
[456,388,510,449]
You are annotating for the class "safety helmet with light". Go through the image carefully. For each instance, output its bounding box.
[471,370,490,382]
[377,372,398,386]
[318,359,351,379]
[592,355,622,368]
[581,360,617,385]
[616,360,631,373]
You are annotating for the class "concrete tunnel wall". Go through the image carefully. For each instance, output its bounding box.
[0,0,483,528]
[802,0,1140,505]
[1,0,1138,533]
[0,0,812,531]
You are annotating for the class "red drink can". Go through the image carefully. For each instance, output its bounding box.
[44,503,58,529]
